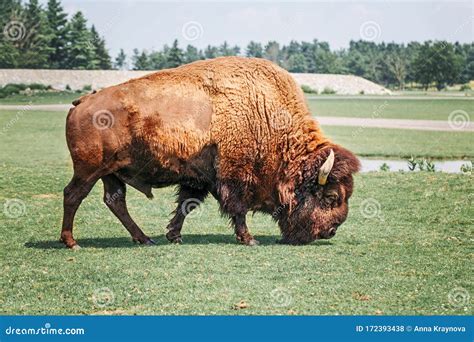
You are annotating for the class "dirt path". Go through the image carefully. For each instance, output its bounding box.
[0,104,472,132]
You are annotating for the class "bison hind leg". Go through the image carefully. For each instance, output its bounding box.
[166,185,209,244]
[61,175,98,249]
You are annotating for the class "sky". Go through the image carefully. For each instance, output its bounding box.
[42,0,474,58]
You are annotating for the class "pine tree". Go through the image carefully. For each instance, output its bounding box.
[90,25,111,69]
[132,49,149,70]
[114,48,127,69]
[64,11,96,69]
[17,0,52,68]
[246,41,263,57]
[0,0,22,68]
[166,39,183,68]
[204,45,218,59]
[45,0,68,68]
[183,45,201,63]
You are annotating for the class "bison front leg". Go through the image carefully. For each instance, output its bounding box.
[102,175,155,245]
[218,181,258,246]
[166,185,209,244]
[232,215,258,246]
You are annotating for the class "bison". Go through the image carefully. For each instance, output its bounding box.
[61,56,360,249]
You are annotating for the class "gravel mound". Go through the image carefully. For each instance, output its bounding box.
[0,69,391,95]
[292,73,391,95]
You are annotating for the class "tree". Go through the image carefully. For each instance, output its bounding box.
[90,25,111,69]
[204,45,218,59]
[264,41,281,64]
[46,0,68,68]
[165,39,183,67]
[246,41,263,58]
[132,49,149,70]
[183,44,201,63]
[286,53,307,72]
[114,48,127,69]
[0,0,22,68]
[17,0,52,68]
[148,50,166,69]
[413,41,460,90]
[64,11,96,69]
[386,53,407,89]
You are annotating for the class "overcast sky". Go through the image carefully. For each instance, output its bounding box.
[45,0,473,57]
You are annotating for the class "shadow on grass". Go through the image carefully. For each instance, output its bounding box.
[25,234,334,249]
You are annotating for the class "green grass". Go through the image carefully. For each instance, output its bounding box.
[307,98,473,121]
[0,107,472,315]
[0,110,470,162]
[323,126,474,159]
[0,160,472,315]
[0,91,84,105]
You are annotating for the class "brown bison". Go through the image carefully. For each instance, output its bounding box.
[61,57,360,249]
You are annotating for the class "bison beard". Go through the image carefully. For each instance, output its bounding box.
[60,56,360,249]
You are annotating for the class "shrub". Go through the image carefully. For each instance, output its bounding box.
[359,90,365,95]
[460,84,471,91]
[0,83,28,98]
[321,87,336,95]
[407,157,435,172]
[65,84,72,91]
[379,163,390,172]
[29,83,50,91]
[301,85,318,94]
[460,162,472,174]
[82,85,92,91]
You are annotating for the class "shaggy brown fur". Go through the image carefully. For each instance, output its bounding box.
[61,56,360,249]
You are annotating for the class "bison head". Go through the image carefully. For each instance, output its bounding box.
[278,144,360,244]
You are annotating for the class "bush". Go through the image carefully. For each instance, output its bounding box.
[460,84,471,91]
[379,163,390,172]
[301,85,318,94]
[0,83,53,98]
[29,83,51,91]
[82,85,92,91]
[321,87,336,95]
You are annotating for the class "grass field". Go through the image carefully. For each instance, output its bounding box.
[324,126,473,159]
[0,91,85,105]
[307,97,473,121]
[0,95,472,315]
[0,110,471,161]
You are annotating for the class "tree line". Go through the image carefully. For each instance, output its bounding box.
[1,0,111,70]
[1,0,473,90]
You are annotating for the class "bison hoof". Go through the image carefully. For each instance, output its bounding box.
[238,238,259,246]
[166,231,182,244]
[247,239,259,246]
[133,237,156,245]
[144,238,156,245]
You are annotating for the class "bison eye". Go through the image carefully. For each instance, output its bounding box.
[323,190,339,207]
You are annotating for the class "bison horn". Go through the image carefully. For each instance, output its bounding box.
[318,149,335,185]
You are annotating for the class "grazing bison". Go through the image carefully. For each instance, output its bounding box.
[61,56,360,249]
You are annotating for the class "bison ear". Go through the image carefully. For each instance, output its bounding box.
[320,144,360,181]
